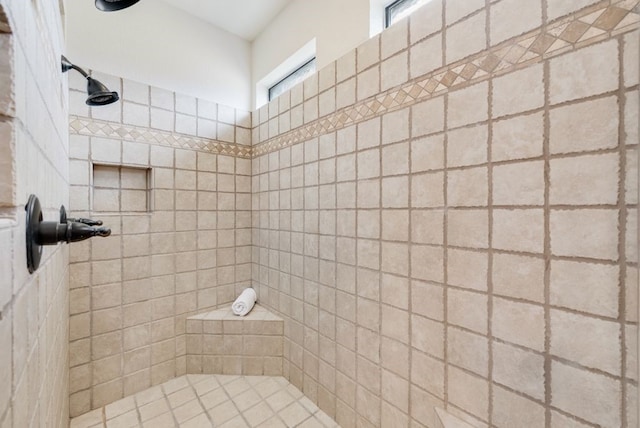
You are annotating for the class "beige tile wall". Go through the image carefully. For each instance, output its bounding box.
[251,0,639,427]
[0,0,70,427]
[68,78,253,417]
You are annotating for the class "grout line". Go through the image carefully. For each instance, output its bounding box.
[407,43,415,423]
[486,35,495,428]
[616,32,630,428]
[542,49,553,428]
[374,32,384,426]
[159,382,181,426]
[442,83,450,411]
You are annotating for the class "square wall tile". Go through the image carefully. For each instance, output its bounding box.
[447,327,488,377]
[551,361,621,427]
[447,209,488,249]
[357,35,380,73]
[492,113,543,162]
[123,102,149,127]
[490,0,541,45]
[151,87,174,110]
[447,288,487,334]
[382,19,408,59]
[123,79,149,104]
[381,52,408,92]
[492,385,545,428]
[550,153,619,205]
[446,11,486,64]
[493,298,544,351]
[447,167,488,207]
[448,82,488,129]
[447,249,488,291]
[410,0,442,43]
[492,209,544,254]
[550,39,619,105]
[410,34,443,79]
[550,309,620,375]
[492,64,544,118]
[493,161,544,206]
[447,366,489,422]
[447,124,488,168]
[412,96,445,137]
[550,209,619,260]
[549,96,619,155]
[493,253,544,303]
[411,172,444,208]
[492,341,544,400]
[412,134,444,172]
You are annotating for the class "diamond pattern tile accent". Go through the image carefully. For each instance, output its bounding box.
[71,1,639,161]
[252,0,638,158]
[69,116,252,158]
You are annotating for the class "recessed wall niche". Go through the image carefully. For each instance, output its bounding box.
[92,164,152,212]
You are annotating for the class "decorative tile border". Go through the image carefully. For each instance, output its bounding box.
[69,116,253,159]
[70,0,639,160]
[252,0,640,157]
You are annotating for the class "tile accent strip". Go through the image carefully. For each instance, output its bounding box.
[252,0,640,157]
[69,115,253,159]
[70,0,639,160]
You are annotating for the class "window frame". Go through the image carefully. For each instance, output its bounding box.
[385,0,405,28]
[268,57,317,102]
[385,0,427,28]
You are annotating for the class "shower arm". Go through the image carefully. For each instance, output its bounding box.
[61,55,89,79]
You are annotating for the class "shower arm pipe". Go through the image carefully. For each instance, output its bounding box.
[61,55,89,78]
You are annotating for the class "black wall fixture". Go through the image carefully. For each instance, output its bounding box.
[95,0,140,12]
[25,195,111,274]
[61,55,119,106]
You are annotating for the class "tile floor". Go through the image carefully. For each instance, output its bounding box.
[70,375,340,428]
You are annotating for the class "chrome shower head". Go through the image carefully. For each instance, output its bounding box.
[95,0,141,12]
[61,55,120,107]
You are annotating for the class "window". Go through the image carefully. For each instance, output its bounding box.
[385,0,430,27]
[268,57,317,101]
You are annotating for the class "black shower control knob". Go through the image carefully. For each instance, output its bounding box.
[65,221,111,242]
[26,195,113,274]
[37,221,111,244]
[69,217,103,226]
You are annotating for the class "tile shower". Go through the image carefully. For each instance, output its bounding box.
[67,75,254,415]
[252,1,640,426]
[0,0,638,428]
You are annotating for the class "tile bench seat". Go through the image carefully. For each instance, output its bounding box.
[185,304,284,376]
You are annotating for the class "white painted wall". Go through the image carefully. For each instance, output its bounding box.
[252,0,383,109]
[64,0,252,110]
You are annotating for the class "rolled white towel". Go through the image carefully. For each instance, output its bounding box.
[232,288,257,316]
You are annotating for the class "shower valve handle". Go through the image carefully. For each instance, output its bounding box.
[66,222,112,241]
[68,217,103,226]
[38,221,111,245]
[25,195,113,274]
[59,205,103,226]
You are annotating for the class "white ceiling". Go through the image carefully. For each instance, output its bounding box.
[159,0,293,41]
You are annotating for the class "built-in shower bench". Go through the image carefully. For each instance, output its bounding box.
[185,304,284,376]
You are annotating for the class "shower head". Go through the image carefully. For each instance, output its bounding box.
[86,77,119,106]
[61,55,120,106]
[95,0,140,11]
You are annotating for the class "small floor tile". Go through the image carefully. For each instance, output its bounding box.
[70,374,340,427]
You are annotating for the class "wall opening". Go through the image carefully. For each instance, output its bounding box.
[92,164,152,212]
